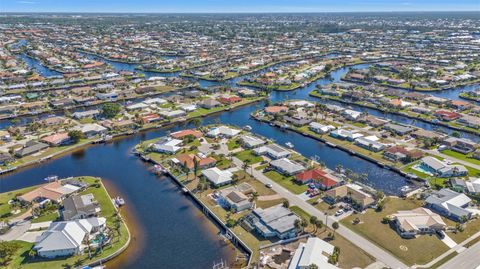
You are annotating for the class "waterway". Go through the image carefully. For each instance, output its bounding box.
[3,51,480,268]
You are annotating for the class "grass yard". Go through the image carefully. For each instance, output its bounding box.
[227,139,241,150]
[31,211,59,223]
[263,170,307,195]
[441,150,480,166]
[341,197,450,266]
[235,150,263,164]
[0,185,37,221]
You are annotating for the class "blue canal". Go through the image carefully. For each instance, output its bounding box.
[2,51,479,268]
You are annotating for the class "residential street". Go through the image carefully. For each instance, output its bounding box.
[231,157,409,269]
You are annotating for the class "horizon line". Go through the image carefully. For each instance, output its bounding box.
[2,10,480,14]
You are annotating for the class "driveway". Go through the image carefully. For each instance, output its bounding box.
[0,220,31,241]
[439,232,457,249]
[17,230,43,243]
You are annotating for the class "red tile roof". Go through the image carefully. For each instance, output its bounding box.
[265,106,288,114]
[296,168,338,188]
[170,129,203,139]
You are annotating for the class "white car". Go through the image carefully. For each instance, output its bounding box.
[335,209,344,217]
[265,183,273,188]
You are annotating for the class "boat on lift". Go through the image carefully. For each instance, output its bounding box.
[285,142,294,148]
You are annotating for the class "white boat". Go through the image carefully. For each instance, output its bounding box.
[113,196,125,207]
[243,125,252,131]
[285,142,294,148]
[44,175,59,182]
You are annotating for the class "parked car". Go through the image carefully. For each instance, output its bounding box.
[265,183,273,188]
[335,209,344,217]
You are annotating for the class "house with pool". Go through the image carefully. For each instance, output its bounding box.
[417,156,468,178]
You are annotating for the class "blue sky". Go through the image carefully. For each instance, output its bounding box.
[3,0,479,13]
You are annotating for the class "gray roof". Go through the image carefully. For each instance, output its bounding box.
[270,158,305,174]
[426,189,471,218]
[62,194,98,220]
[253,205,300,234]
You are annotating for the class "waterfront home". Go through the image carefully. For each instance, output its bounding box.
[330,129,363,141]
[411,129,446,141]
[40,132,72,146]
[206,126,241,138]
[434,110,461,121]
[218,96,242,104]
[342,109,362,121]
[288,100,315,108]
[34,217,106,258]
[18,181,80,204]
[457,115,480,129]
[265,105,288,114]
[151,137,183,154]
[96,91,118,101]
[390,208,446,238]
[239,135,267,148]
[14,140,49,157]
[217,186,252,212]
[354,136,386,152]
[442,137,477,154]
[198,98,221,109]
[73,123,108,138]
[419,156,468,177]
[159,109,187,119]
[72,109,101,120]
[0,152,14,165]
[383,123,415,136]
[62,193,100,220]
[270,158,306,176]
[253,144,291,159]
[172,153,217,171]
[170,129,203,139]
[288,237,339,269]
[324,183,375,210]
[201,167,233,186]
[425,189,472,222]
[244,205,299,239]
[295,168,342,190]
[309,122,335,134]
[383,146,423,163]
[283,115,312,127]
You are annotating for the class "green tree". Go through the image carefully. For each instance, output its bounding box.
[68,130,84,143]
[331,221,339,237]
[0,241,20,266]
[191,118,202,129]
[310,216,318,232]
[282,200,290,208]
[101,103,121,119]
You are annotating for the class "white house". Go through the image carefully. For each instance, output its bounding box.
[202,167,233,186]
[34,217,106,258]
[288,237,339,269]
[206,126,241,138]
[151,137,183,154]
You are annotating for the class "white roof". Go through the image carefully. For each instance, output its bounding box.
[289,237,338,269]
[207,126,241,137]
[202,167,233,185]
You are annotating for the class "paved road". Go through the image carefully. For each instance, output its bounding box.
[438,242,480,269]
[231,157,409,269]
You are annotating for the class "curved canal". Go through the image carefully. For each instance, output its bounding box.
[3,52,479,268]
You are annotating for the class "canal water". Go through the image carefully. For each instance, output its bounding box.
[4,51,479,268]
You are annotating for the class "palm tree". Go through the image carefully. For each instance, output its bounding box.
[315,220,323,234]
[310,216,318,232]
[193,157,200,180]
[332,221,339,237]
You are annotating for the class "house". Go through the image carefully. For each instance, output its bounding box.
[330,129,363,141]
[288,237,339,269]
[172,153,217,170]
[201,167,233,186]
[419,156,468,177]
[170,129,203,139]
[383,146,423,163]
[342,109,362,121]
[18,181,80,204]
[324,183,375,210]
[218,186,252,212]
[206,126,241,138]
[391,208,446,238]
[218,96,242,104]
[434,110,461,121]
[354,136,386,152]
[40,132,72,146]
[383,123,415,136]
[0,152,14,165]
[159,109,186,118]
[199,99,221,109]
[34,217,106,258]
[442,137,477,154]
[253,144,290,159]
[457,115,480,129]
[96,92,118,101]
[244,205,299,239]
[72,109,101,119]
[62,194,100,220]
[270,158,306,175]
[73,123,108,138]
[151,137,183,154]
[425,189,472,221]
[264,106,288,114]
[239,135,266,148]
[295,168,342,190]
[283,115,312,127]
[309,122,335,134]
[141,113,162,124]
[15,140,49,157]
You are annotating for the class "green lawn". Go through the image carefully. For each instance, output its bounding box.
[0,185,37,221]
[441,150,480,166]
[341,197,450,266]
[290,205,310,221]
[227,139,241,150]
[6,176,130,269]
[235,150,263,164]
[31,211,59,223]
[263,170,307,194]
